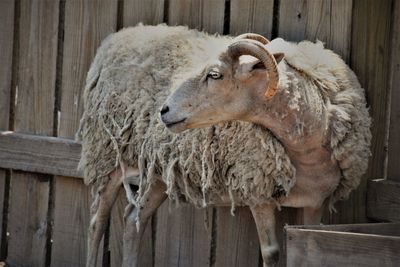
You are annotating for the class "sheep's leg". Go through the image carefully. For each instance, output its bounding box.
[122,178,167,267]
[87,170,124,267]
[250,203,279,267]
[303,205,324,225]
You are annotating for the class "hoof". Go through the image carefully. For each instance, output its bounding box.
[262,248,279,267]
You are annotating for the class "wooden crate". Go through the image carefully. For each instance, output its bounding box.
[284,223,400,267]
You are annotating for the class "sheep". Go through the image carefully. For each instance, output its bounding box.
[162,27,372,264]
[78,24,294,267]
[77,24,371,267]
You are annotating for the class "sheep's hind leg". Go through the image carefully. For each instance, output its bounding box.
[303,205,324,225]
[250,203,279,267]
[122,178,167,267]
[87,170,124,267]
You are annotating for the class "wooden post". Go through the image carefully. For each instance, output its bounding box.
[0,0,14,257]
[387,0,400,182]
[6,0,59,266]
[350,0,393,222]
[50,1,118,266]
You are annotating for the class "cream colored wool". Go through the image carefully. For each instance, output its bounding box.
[267,39,371,207]
[77,25,295,209]
[77,24,371,211]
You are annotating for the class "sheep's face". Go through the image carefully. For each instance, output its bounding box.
[161,53,282,133]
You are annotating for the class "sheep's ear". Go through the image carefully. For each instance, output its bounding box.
[274,53,284,64]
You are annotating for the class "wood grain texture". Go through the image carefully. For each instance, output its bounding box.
[7,0,59,266]
[214,207,260,267]
[168,0,225,34]
[0,0,14,255]
[287,222,400,236]
[0,0,14,129]
[123,0,165,26]
[230,0,274,37]
[349,0,392,223]
[155,201,213,267]
[367,179,400,222]
[279,0,352,61]
[58,0,118,138]
[387,0,400,181]
[51,177,94,267]
[52,0,118,266]
[286,227,400,267]
[14,0,59,136]
[7,171,50,267]
[0,132,82,178]
[109,189,153,267]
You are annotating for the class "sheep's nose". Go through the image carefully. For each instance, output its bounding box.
[160,105,169,116]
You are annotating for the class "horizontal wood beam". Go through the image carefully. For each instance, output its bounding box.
[0,131,83,178]
[367,179,400,222]
[285,223,400,266]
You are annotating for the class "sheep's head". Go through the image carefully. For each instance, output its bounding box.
[161,34,284,133]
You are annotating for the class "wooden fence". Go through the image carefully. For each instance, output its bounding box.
[0,0,399,266]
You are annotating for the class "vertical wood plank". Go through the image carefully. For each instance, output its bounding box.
[350,0,392,222]
[7,1,59,265]
[155,202,213,267]
[168,0,225,34]
[0,0,14,256]
[214,208,260,267]
[279,0,352,61]
[0,0,14,128]
[51,178,92,267]
[123,0,165,26]
[230,0,274,38]
[387,0,400,181]
[8,171,50,266]
[51,0,118,266]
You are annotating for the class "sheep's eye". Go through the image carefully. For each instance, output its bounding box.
[207,70,223,80]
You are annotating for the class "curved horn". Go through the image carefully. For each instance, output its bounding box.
[234,33,270,45]
[228,39,279,100]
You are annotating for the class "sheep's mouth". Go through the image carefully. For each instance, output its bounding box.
[165,118,187,128]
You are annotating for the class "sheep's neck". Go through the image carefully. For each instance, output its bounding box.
[248,83,332,167]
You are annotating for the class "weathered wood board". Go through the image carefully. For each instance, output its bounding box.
[285,223,400,267]
[230,0,274,37]
[155,202,213,267]
[214,207,260,267]
[0,132,82,178]
[349,0,393,224]
[367,179,400,222]
[168,0,225,34]
[0,0,14,256]
[51,0,118,266]
[7,0,59,266]
[123,0,165,26]
[387,0,400,181]
[51,177,92,267]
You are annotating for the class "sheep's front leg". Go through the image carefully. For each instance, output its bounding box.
[87,170,123,267]
[250,203,279,267]
[122,179,167,267]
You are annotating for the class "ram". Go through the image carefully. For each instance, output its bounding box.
[78,24,371,267]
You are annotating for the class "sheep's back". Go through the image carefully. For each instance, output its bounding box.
[78,25,296,207]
